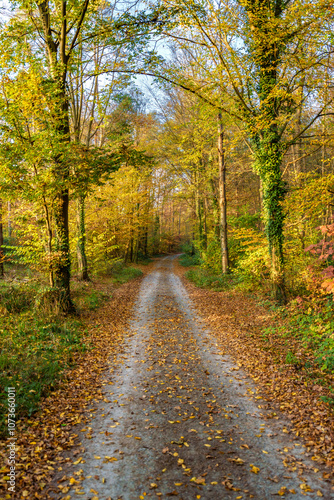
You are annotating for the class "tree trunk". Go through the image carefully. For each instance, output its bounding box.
[195,173,205,249]
[36,0,90,313]
[218,113,229,273]
[258,176,265,231]
[210,177,220,242]
[77,194,89,281]
[256,140,286,303]
[196,194,203,246]
[0,200,4,277]
[7,201,11,239]
[245,0,287,303]
[203,196,208,249]
[54,187,73,311]
[53,90,75,312]
[129,237,133,262]
[43,200,54,287]
[133,237,139,263]
[143,228,148,257]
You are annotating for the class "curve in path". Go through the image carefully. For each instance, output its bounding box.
[52,256,333,499]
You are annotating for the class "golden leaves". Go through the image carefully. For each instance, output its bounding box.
[300,483,313,492]
[250,464,260,474]
[228,457,245,465]
[69,477,80,485]
[190,476,206,485]
[103,456,118,463]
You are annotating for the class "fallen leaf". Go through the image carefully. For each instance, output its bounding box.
[300,483,313,492]
[191,476,206,485]
[228,457,244,465]
[275,486,287,496]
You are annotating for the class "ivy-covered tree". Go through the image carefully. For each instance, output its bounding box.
[150,0,334,301]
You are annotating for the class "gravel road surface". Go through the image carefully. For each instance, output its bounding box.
[51,256,333,499]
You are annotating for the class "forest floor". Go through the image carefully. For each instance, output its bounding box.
[2,256,334,499]
[46,256,333,499]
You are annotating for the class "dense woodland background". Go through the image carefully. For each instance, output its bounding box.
[1,0,334,432]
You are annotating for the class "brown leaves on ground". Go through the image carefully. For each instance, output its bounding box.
[0,265,151,500]
[175,261,334,478]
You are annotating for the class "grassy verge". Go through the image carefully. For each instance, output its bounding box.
[0,262,143,437]
[179,251,241,291]
[0,266,145,498]
[137,257,154,265]
[0,311,86,436]
[109,263,143,284]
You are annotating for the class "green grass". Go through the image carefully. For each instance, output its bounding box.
[0,280,35,313]
[84,290,110,310]
[138,256,154,265]
[0,312,87,436]
[185,267,240,291]
[284,301,334,373]
[110,263,143,284]
[262,298,334,378]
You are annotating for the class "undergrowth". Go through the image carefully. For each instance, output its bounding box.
[258,296,334,403]
[179,253,201,267]
[0,312,86,436]
[280,298,334,372]
[0,281,36,313]
[138,257,153,265]
[83,290,110,310]
[185,267,239,291]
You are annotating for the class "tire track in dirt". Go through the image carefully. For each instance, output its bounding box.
[50,256,333,499]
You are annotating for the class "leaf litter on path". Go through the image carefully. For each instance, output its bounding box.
[42,256,334,499]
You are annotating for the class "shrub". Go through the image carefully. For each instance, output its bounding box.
[180,241,195,255]
[179,253,201,267]
[235,245,270,289]
[265,297,334,377]
[228,209,261,230]
[201,240,222,274]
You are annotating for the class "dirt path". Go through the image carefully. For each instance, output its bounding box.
[51,256,333,499]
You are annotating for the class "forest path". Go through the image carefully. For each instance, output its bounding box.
[52,256,332,499]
